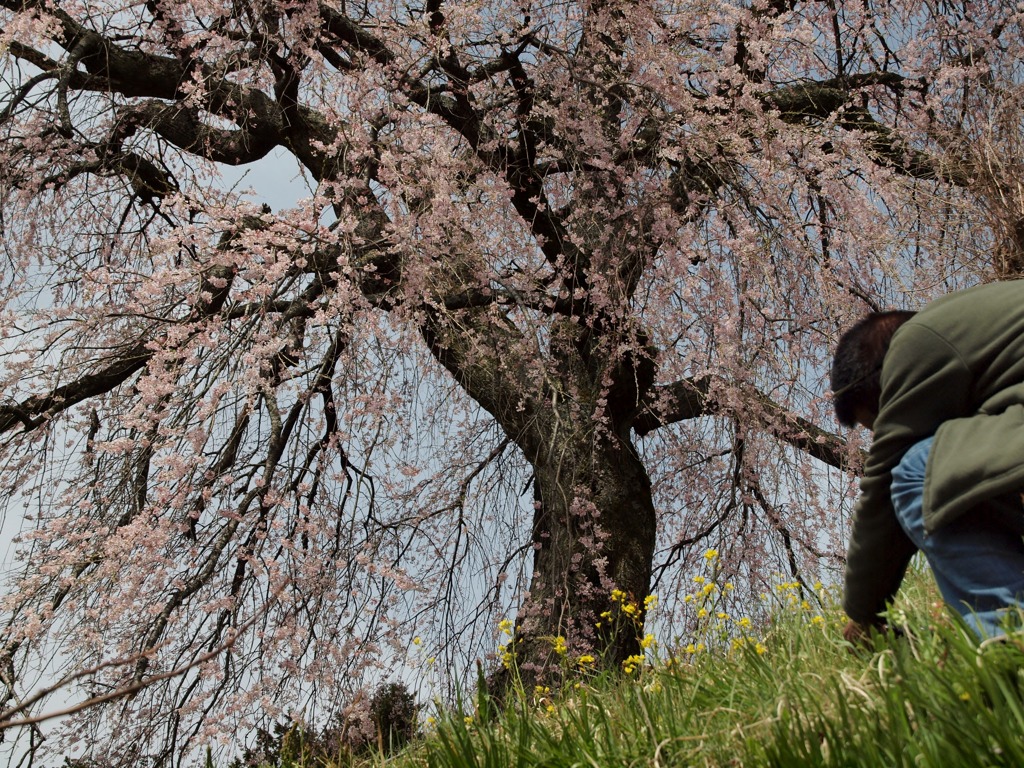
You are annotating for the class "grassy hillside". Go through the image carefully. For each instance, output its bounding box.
[254,567,1024,768]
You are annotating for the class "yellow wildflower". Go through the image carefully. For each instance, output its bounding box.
[623,653,645,674]
[500,641,515,669]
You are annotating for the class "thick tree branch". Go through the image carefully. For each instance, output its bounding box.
[634,377,860,470]
[765,72,909,120]
[0,344,152,435]
[632,376,713,432]
[765,73,972,185]
[115,100,281,167]
[421,306,540,444]
[2,4,292,168]
[747,388,863,470]
[0,224,262,436]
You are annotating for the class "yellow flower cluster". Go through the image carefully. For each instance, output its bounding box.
[623,653,645,674]
[552,635,568,656]
[497,618,516,669]
[529,685,560,715]
[612,591,661,674]
[767,578,836,630]
[673,548,775,660]
[610,588,642,619]
[599,587,658,634]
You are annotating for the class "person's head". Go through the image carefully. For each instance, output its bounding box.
[831,310,917,429]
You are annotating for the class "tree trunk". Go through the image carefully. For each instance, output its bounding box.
[493,331,659,693]
[516,433,657,678]
[423,306,659,692]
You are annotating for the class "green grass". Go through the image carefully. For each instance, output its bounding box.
[270,569,1024,768]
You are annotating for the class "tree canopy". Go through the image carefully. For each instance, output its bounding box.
[0,0,1022,763]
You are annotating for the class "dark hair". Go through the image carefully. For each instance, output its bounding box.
[831,310,917,427]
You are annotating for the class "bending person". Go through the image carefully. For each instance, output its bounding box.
[831,280,1024,641]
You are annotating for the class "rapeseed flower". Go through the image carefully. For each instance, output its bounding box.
[623,653,645,674]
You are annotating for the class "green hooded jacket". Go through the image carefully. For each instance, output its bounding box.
[844,280,1024,625]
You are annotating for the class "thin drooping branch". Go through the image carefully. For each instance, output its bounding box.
[0,592,278,731]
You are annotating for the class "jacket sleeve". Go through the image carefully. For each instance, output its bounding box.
[842,324,973,624]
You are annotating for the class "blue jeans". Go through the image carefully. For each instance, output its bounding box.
[891,436,1024,637]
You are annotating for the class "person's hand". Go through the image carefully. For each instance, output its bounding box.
[842,619,886,647]
[843,619,870,644]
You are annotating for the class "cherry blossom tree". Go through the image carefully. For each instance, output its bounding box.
[0,0,1020,762]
